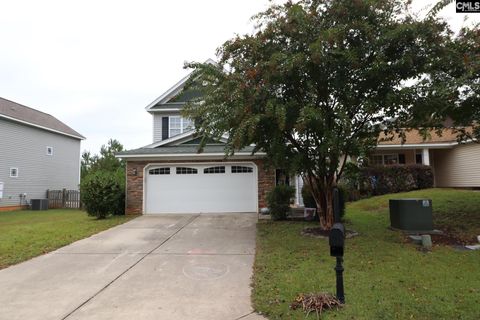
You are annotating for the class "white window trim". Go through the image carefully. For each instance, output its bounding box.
[9,167,19,178]
[46,146,53,156]
[169,116,192,138]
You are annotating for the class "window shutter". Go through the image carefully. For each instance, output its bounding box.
[162,117,169,140]
[398,154,406,164]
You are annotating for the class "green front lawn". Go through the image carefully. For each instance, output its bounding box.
[253,189,480,319]
[0,209,134,269]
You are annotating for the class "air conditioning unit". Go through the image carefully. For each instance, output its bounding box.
[31,199,49,211]
[389,199,433,231]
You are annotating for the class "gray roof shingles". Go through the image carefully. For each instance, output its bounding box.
[0,97,85,139]
[117,145,256,156]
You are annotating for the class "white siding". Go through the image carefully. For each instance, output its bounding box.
[152,112,180,143]
[153,113,163,143]
[0,118,81,207]
[433,143,480,187]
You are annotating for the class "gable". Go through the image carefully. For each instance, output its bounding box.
[145,59,215,112]
[179,136,225,146]
[165,88,202,104]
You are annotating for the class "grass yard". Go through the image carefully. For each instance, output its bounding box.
[0,209,134,269]
[253,189,480,319]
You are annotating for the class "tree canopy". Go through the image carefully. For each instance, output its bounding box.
[81,139,125,178]
[80,139,126,217]
[183,0,479,229]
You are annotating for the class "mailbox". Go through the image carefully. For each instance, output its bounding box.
[329,223,345,257]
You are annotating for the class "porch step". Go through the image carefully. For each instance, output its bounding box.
[289,207,306,218]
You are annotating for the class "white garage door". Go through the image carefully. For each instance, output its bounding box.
[145,163,257,214]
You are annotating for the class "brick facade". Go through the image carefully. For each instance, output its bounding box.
[125,159,275,215]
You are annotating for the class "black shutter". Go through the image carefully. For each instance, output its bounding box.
[398,154,406,164]
[162,117,169,140]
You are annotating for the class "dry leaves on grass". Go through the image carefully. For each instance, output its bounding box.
[290,292,343,319]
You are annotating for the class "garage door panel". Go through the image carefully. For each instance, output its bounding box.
[145,164,257,214]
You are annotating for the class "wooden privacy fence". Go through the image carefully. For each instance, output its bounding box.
[46,189,81,209]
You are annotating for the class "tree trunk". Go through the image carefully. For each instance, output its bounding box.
[305,175,335,230]
[318,187,335,230]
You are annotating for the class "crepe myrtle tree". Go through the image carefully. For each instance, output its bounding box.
[403,19,480,140]
[182,0,476,229]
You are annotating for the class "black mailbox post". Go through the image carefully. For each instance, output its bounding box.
[329,188,345,304]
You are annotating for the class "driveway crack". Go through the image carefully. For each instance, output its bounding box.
[61,214,199,320]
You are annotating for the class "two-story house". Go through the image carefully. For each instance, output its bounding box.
[117,66,277,215]
[0,97,85,210]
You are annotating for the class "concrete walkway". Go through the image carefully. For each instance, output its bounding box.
[0,213,266,320]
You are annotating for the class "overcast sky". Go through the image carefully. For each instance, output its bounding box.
[1,0,478,155]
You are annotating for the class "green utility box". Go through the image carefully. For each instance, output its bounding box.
[389,199,433,231]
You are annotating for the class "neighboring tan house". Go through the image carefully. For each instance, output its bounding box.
[0,97,85,210]
[372,130,480,188]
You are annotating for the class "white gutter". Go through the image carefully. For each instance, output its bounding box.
[0,114,85,140]
[376,142,460,149]
[147,108,182,113]
[116,152,266,159]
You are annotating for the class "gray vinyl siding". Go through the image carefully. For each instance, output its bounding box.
[0,118,81,208]
[152,112,181,142]
[433,143,480,188]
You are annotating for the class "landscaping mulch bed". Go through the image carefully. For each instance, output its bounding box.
[403,230,475,247]
[302,227,359,239]
[430,232,472,246]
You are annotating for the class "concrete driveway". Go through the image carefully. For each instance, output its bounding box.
[0,213,266,320]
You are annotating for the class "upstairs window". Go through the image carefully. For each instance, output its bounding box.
[10,167,18,178]
[46,146,53,156]
[169,116,193,137]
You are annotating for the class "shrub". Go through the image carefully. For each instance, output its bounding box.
[301,184,317,209]
[80,169,125,218]
[335,186,347,222]
[357,165,433,197]
[267,185,296,220]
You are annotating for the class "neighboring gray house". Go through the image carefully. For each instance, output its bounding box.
[0,97,85,210]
